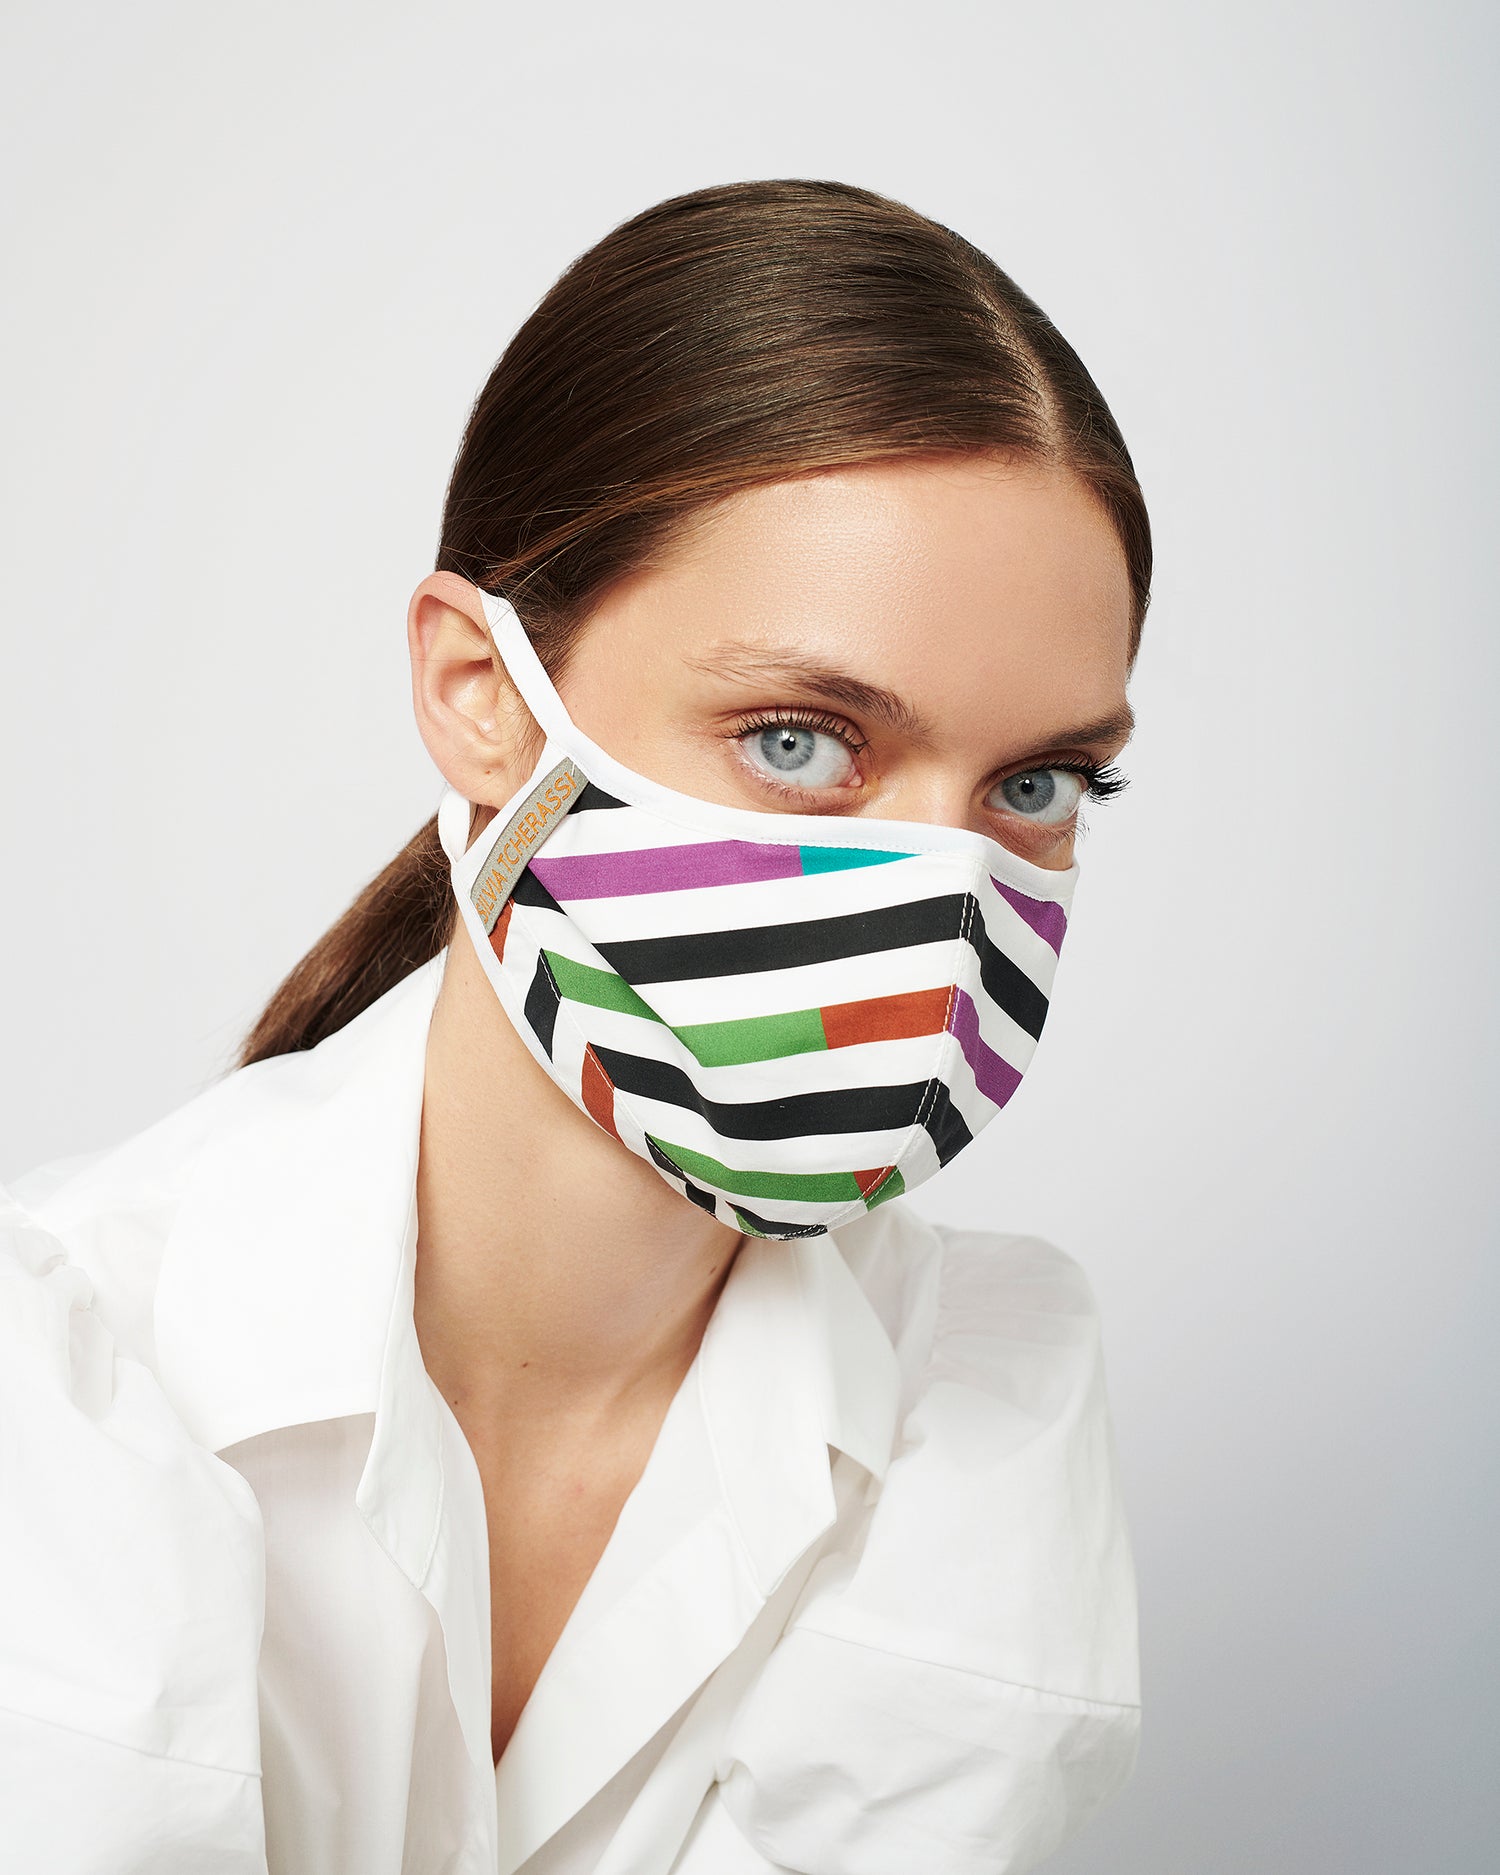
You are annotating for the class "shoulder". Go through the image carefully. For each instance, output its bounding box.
[834,1200,1111,1428]
[719,1202,1139,1873]
[826,1205,1133,1684]
[10,955,446,1371]
[8,1047,303,1362]
[0,1184,266,1847]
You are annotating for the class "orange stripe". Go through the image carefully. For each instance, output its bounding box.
[821,985,952,1051]
[854,1165,895,1199]
[581,1045,619,1139]
[488,899,514,962]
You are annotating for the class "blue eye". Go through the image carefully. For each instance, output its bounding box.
[987,768,1085,826]
[741,724,858,790]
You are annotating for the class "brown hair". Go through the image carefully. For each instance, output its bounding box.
[235,177,1152,1069]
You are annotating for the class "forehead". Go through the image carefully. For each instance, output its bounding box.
[603,455,1134,737]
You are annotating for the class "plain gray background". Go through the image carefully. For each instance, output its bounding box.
[3,2,1495,1869]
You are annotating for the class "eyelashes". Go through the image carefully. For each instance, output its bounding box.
[1072,761,1130,804]
[730,709,871,757]
[728,708,1131,813]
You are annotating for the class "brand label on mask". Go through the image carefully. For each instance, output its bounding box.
[469,758,582,932]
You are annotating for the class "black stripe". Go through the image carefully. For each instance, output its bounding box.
[520,863,1047,1042]
[646,1136,686,1179]
[568,781,626,812]
[595,893,971,985]
[734,1204,828,1239]
[523,954,561,1057]
[594,1044,926,1141]
[645,1134,720,1214]
[511,868,564,915]
[921,1082,974,1166]
[681,1176,718,1215]
[971,928,1050,1042]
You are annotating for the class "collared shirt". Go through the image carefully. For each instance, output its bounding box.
[0,950,1139,1874]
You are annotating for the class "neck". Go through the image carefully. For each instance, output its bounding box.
[413,926,744,1439]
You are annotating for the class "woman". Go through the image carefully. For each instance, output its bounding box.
[1,179,1147,1873]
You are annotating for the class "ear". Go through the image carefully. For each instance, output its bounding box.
[407,572,543,810]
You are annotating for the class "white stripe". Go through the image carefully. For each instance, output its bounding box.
[609,1093,917,1173]
[975,877,1071,982]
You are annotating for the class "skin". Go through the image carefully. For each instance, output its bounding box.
[404,452,1136,1762]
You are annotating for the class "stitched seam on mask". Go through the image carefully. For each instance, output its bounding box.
[825,887,978,1231]
[510,900,598,1071]
[870,885,975,1209]
[536,943,564,1013]
[644,1136,700,1202]
[508,893,837,1235]
[505,897,687,1198]
[509,898,829,1238]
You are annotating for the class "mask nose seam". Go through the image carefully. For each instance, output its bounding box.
[820,875,980,1229]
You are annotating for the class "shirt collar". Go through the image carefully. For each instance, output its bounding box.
[153,947,902,1593]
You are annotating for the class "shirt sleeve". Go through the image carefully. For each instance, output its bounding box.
[712,1224,1141,1875]
[0,1184,269,1874]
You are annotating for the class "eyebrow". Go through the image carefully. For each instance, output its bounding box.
[687,641,1136,756]
[687,644,928,737]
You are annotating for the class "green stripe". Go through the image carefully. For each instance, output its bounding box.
[864,1167,906,1209]
[543,950,663,1023]
[649,1139,864,1204]
[673,1005,827,1067]
[544,957,832,1068]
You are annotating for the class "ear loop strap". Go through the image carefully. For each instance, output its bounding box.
[436,783,475,867]
[478,589,580,746]
[437,592,569,872]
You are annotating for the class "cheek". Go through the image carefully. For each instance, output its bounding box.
[1028,829,1077,871]
[553,659,652,765]
[553,659,740,802]
[986,793,1082,868]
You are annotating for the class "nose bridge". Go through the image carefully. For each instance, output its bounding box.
[867,758,979,835]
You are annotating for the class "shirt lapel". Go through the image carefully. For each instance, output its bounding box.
[152,952,447,1458]
[491,1230,902,1875]
[354,1179,497,1776]
[149,941,907,1863]
[150,953,499,1771]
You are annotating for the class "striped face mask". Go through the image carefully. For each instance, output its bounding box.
[435,591,1079,1241]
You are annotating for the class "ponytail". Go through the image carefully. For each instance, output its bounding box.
[234,814,455,1069]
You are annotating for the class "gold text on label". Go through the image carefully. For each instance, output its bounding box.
[469,759,582,932]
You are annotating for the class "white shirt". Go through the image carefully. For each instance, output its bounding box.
[0,949,1139,1874]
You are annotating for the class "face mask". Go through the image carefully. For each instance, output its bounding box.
[436,590,1078,1241]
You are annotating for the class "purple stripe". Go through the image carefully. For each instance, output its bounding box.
[530,839,803,900]
[992,879,1068,953]
[947,989,1023,1108]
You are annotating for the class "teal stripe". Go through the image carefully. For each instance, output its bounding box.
[798,845,912,875]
